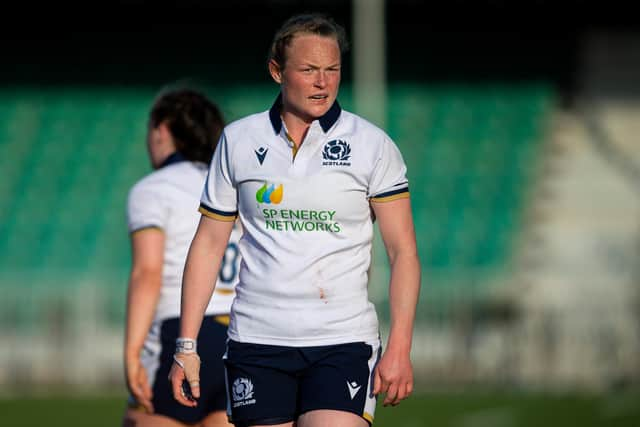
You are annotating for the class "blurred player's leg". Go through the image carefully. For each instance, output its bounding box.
[122,408,187,427]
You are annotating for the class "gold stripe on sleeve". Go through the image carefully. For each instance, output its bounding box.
[198,206,238,222]
[370,192,410,203]
[130,225,163,236]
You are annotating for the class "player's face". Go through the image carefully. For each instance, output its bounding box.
[270,34,341,123]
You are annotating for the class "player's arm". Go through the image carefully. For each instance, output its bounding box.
[170,214,234,407]
[124,228,165,413]
[370,197,421,406]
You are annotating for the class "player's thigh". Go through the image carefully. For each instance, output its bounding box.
[200,409,234,427]
[298,340,380,426]
[122,408,187,427]
[298,409,368,427]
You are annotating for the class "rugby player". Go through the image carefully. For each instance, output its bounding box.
[170,13,420,427]
[123,88,241,427]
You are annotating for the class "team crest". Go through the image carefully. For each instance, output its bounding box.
[322,140,351,166]
[232,377,256,407]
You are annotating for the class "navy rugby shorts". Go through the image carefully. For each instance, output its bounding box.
[223,338,381,426]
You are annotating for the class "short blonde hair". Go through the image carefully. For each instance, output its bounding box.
[267,13,349,68]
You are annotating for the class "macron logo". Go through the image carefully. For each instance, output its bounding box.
[346,381,361,399]
[255,147,268,165]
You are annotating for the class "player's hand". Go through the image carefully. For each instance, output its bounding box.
[125,357,154,413]
[372,346,413,407]
[169,352,201,407]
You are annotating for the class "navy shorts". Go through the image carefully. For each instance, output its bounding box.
[128,315,229,424]
[223,338,381,427]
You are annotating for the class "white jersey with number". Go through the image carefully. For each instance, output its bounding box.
[127,156,241,322]
[199,95,410,347]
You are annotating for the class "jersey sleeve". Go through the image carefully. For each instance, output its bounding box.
[127,181,169,234]
[368,136,410,202]
[199,131,239,221]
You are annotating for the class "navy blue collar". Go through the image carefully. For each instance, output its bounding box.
[268,93,341,135]
[159,151,186,169]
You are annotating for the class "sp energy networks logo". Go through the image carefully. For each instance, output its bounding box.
[322,139,351,166]
[232,377,256,408]
[255,182,341,233]
[256,182,283,204]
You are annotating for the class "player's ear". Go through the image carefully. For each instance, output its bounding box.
[268,59,283,84]
[157,122,173,145]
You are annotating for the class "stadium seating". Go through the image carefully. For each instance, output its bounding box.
[378,82,553,318]
[0,82,554,327]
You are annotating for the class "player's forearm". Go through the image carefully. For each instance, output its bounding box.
[124,270,162,360]
[179,231,224,339]
[386,250,421,352]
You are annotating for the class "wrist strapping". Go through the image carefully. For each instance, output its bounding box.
[173,354,185,369]
[176,337,197,354]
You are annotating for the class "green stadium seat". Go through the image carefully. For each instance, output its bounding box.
[0,82,554,326]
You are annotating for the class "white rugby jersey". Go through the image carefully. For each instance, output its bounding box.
[127,153,241,322]
[199,95,409,346]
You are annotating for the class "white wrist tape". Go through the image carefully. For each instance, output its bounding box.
[172,352,201,388]
[176,337,197,354]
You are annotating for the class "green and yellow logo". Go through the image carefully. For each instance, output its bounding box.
[256,182,283,204]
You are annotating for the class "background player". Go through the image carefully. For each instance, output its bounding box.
[122,88,240,427]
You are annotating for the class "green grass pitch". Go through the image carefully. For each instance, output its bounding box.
[1,390,639,426]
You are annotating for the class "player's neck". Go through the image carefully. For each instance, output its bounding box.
[281,113,311,148]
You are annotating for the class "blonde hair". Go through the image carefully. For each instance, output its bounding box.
[268,13,348,68]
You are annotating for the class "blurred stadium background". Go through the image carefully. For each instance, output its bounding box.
[1,0,639,425]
